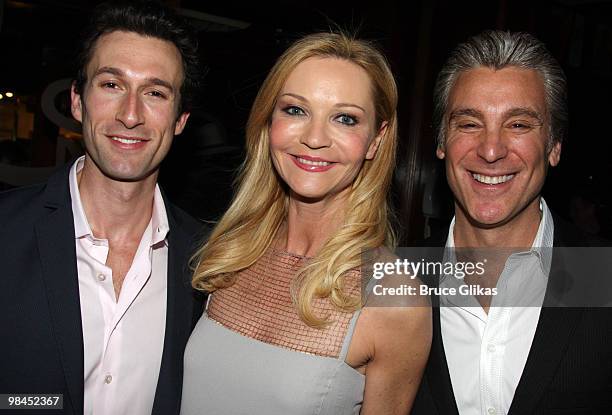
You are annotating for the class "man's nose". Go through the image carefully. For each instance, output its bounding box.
[476,127,508,163]
[299,118,332,149]
[116,91,145,128]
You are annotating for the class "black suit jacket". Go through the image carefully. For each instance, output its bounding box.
[412,216,612,414]
[0,164,206,415]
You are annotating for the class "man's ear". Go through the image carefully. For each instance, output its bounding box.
[436,147,446,160]
[548,141,562,166]
[70,82,83,123]
[174,112,191,135]
[365,121,388,160]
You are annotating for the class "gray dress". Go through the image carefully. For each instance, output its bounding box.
[180,249,366,415]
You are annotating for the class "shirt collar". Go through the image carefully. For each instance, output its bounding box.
[69,156,93,239]
[69,155,170,246]
[151,185,170,246]
[445,197,554,276]
[533,197,554,276]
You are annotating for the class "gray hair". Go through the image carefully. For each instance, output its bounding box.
[433,30,567,150]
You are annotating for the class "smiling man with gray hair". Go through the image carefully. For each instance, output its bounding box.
[411,30,612,415]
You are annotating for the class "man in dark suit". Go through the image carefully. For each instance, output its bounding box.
[0,2,205,414]
[412,31,612,414]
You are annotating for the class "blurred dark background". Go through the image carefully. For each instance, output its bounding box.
[1,0,611,242]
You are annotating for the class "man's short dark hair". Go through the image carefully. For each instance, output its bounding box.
[74,0,201,113]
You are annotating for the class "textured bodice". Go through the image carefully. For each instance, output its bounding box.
[180,247,366,415]
[207,247,362,357]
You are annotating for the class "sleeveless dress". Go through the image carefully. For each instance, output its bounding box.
[180,247,367,415]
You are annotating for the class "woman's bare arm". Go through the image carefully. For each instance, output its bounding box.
[348,270,432,415]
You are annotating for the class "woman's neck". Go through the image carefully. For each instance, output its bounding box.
[281,191,348,257]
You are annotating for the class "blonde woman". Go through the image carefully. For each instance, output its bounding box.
[181,32,431,415]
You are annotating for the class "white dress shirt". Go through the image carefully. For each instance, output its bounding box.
[440,198,554,415]
[69,156,168,415]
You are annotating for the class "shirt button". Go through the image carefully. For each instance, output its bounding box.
[104,374,113,384]
[97,274,106,282]
[487,343,496,352]
[487,407,496,415]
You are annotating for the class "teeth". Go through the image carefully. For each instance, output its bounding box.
[472,173,515,184]
[111,136,142,144]
[297,157,331,166]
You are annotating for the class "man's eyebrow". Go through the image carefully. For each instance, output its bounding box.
[92,66,174,93]
[449,107,545,124]
[92,66,124,79]
[449,108,484,121]
[503,107,544,123]
[147,77,174,93]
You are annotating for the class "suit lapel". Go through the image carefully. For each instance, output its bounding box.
[427,303,460,415]
[424,243,460,415]
[35,166,84,415]
[152,202,201,415]
[508,305,582,414]
[508,216,584,414]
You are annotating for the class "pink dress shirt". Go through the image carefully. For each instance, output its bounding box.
[69,156,169,415]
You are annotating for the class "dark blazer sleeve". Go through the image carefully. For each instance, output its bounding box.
[411,350,440,415]
[0,172,84,415]
[151,200,208,415]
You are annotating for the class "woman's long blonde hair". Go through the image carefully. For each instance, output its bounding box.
[191,32,398,327]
